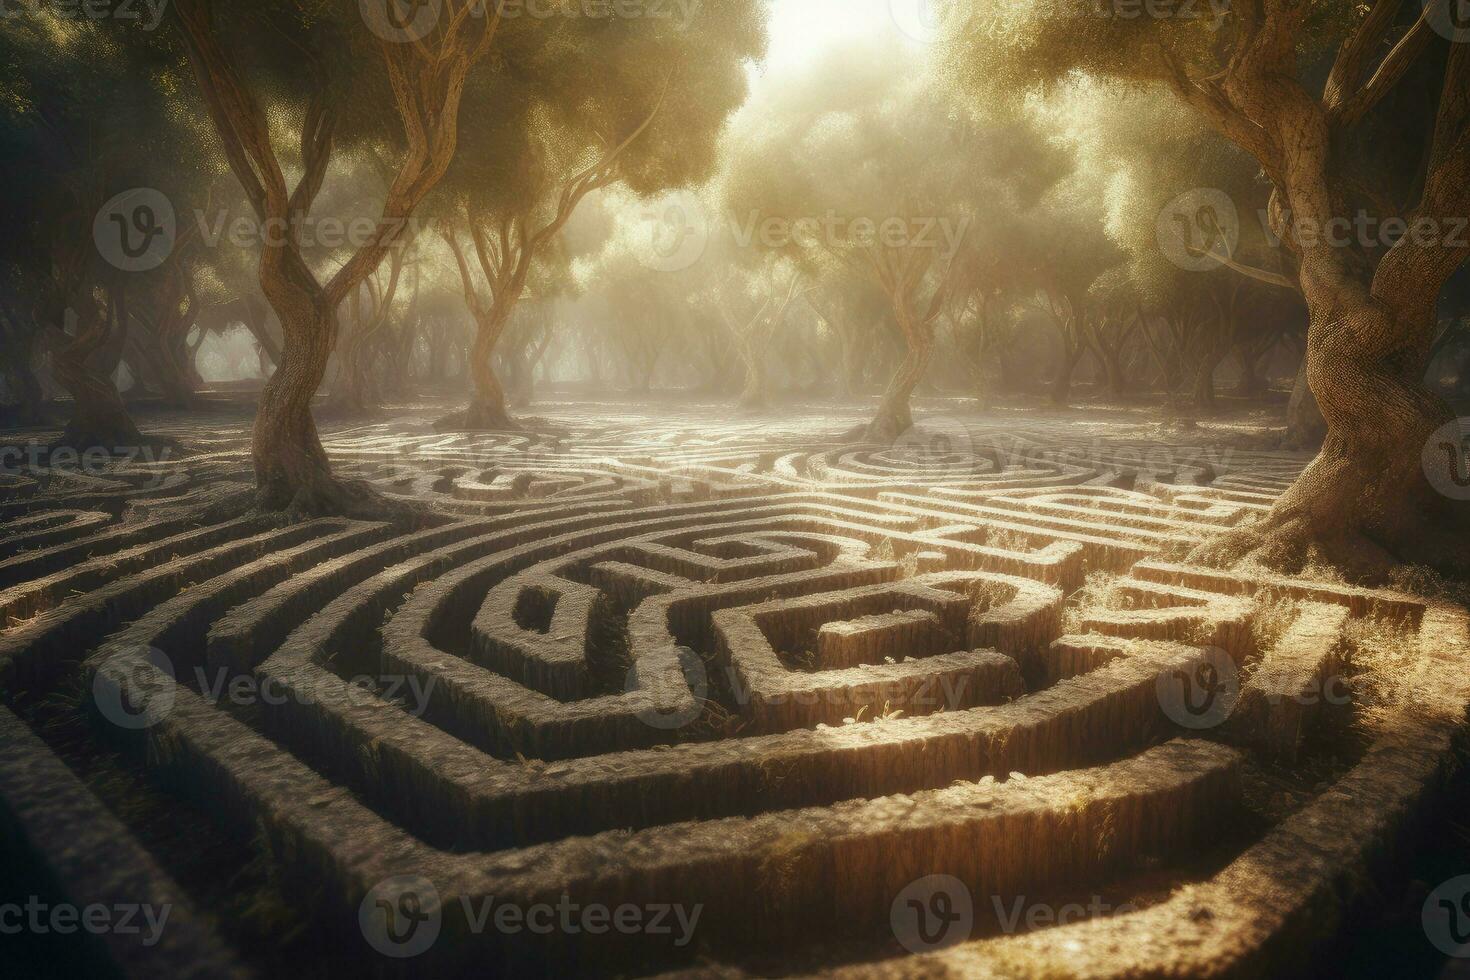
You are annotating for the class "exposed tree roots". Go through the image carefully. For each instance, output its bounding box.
[433,402,525,434]
[47,425,183,460]
[257,470,428,525]
[1190,501,1470,586]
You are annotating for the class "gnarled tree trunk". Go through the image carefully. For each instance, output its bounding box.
[177,0,499,515]
[1282,356,1326,449]
[867,314,934,441]
[49,287,154,453]
[454,307,518,430]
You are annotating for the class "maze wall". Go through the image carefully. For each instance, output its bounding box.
[0,406,1466,978]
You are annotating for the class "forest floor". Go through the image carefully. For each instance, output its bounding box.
[0,391,1466,978]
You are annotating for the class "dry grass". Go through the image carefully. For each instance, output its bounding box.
[1062,572,1130,634]
[978,525,1033,553]
[966,580,1018,627]
[1389,565,1470,607]
[873,537,920,578]
[1249,590,1300,655]
[1341,613,1435,736]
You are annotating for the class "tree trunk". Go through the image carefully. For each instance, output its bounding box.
[238,297,281,373]
[252,300,341,512]
[1049,343,1084,406]
[1101,348,1127,399]
[737,333,767,408]
[1233,343,1267,396]
[1,317,50,425]
[583,338,603,390]
[1266,297,1465,574]
[1191,348,1226,413]
[50,290,153,452]
[865,314,933,441]
[1200,283,1468,578]
[1282,356,1326,449]
[437,308,518,431]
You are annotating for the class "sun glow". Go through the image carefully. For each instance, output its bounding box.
[759,0,911,77]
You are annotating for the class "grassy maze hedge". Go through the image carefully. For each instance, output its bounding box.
[1,407,1465,978]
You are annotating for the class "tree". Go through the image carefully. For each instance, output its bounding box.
[0,11,209,451]
[428,3,764,430]
[715,258,808,408]
[174,0,499,516]
[945,0,1470,577]
[723,32,1075,438]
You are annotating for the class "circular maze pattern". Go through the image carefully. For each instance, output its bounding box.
[0,408,1466,977]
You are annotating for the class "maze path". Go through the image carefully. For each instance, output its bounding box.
[0,409,1464,978]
